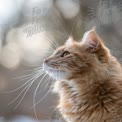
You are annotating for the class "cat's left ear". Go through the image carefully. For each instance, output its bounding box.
[81,27,101,53]
[65,36,74,46]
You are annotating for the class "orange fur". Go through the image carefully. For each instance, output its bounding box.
[44,28,122,122]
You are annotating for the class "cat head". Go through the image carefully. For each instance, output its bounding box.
[43,28,111,81]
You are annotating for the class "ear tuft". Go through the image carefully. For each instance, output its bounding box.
[81,27,100,53]
[91,26,96,31]
[65,36,74,46]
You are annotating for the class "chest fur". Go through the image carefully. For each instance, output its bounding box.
[55,82,122,122]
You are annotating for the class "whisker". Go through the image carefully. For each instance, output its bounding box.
[70,19,77,36]
[8,73,44,107]
[15,69,44,80]
[2,78,34,93]
[33,67,44,71]
[46,34,59,49]
[8,82,31,106]
[32,83,52,108]
[37,76,51,95]
[32,76,54,109]
[47,39,57,50]
[2,72,43,93]
[53,13,68,37]
[47,44,55,52]
[49,35,59,48]
[54,30,67,39]
[50,46,55,52]
[13,74,42,110]
[60,25,68,38]
[33,73,47,119]
[12,71,39,80]
[23,68,43,72]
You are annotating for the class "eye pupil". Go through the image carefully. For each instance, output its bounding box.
[61,51,70,57]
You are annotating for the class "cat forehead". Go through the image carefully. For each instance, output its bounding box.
[66,44,81,52]
[55,43,81,53]
[53,46,64,54]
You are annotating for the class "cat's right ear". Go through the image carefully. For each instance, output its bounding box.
[81,27,101,53]
[65,36,74,46]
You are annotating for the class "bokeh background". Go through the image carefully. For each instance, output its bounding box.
[0,0,122,121]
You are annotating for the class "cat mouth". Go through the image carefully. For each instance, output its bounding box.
[43,62,68,80]
[43,63,65,75]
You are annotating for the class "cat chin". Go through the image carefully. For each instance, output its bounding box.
[47,70,69,81]
[43,63,69,80]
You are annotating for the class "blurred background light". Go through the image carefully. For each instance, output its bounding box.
[0,42,22,69]
[56,0,80,19]
[5,26,51,65]
[0,0,24,26]
[0,0,16,25]
[10,116,39,122]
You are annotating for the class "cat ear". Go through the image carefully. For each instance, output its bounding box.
[65,36,74,46]
[81,27,101,53]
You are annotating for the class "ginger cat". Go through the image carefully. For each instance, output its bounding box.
[43,28,122,122]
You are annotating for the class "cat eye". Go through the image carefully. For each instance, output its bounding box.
[61,51,70,57]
